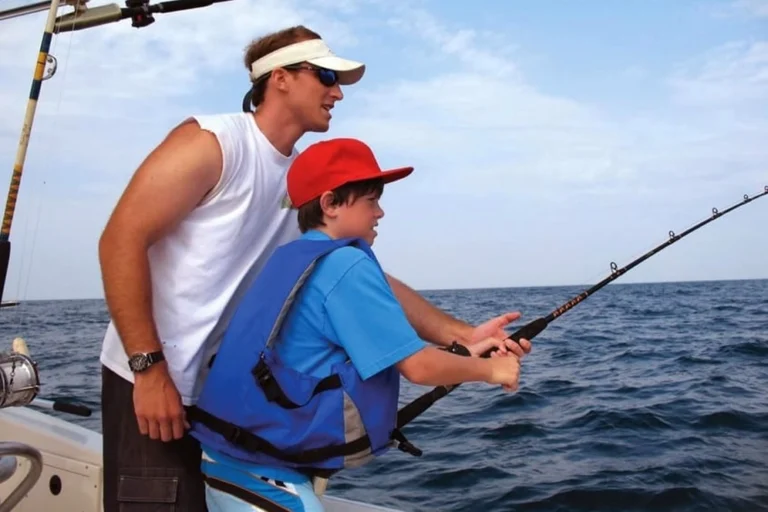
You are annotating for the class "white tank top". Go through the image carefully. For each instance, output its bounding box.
[99,112,302,405]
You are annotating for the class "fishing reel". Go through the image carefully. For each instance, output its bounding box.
[0,338,40,410]
[125,0,154,28]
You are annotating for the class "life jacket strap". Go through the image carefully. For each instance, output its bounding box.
[251,354,343,410]
[187,406,372,465]
[203,474,293,511]
[390,428,422,457]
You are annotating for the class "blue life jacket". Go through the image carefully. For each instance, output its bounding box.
[188,236,414,473]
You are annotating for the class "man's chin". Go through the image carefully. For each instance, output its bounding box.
[308,122,330,133]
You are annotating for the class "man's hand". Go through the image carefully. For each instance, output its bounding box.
[466,336,514,358]
[469,311,532,358]
[133,363,189,442]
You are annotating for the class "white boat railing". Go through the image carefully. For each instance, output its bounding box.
[0,441,43,512]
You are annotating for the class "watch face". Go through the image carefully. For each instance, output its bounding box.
[129,354,149,372]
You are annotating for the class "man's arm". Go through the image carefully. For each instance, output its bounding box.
[385,273,473,347]
[99,120,222,359]
[98,120,222,441]
[386,274,533,358]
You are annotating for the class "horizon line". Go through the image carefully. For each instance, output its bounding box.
[5,275,767,303]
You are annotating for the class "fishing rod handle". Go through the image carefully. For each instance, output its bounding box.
[32,398,92,417]
[53,400,92,417]
[396,385,451,429]
[396,316,550,429]
[483,316,549,357]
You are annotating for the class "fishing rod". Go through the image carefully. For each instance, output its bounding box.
[0,0,233,27]
[0,0,233,305]
[395,186,768,432]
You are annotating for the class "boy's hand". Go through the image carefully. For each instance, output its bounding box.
[486,353,521,392]
[469,311,532,358]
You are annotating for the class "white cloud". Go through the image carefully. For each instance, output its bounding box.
[732,0,768,17]
[669,41,768,106]
[706,0,768,19]
[385,6,521,80]
[327,7,631,197]
[331,8,767,204]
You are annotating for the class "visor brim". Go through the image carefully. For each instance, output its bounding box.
[307,55,366,85]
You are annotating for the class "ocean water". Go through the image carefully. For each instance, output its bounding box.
[2,279,768,511]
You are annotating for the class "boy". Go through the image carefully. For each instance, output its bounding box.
[188,138,523,511]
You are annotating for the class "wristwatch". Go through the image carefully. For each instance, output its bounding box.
[441,341,471,357]
[128,350,165,372]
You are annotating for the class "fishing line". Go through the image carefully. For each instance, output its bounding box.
[396,186,768,431]
[8,1,83,330]
[18,2,80,304]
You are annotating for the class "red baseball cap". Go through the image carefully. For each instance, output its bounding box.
[287,138,414,208]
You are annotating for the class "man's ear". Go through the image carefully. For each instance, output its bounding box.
[319,191,338,219]
[270,68,290,92]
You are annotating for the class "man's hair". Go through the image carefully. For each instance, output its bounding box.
[243,25,322,109]
[297,178,384,233]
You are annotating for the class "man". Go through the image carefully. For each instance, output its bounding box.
[97,25,532,512]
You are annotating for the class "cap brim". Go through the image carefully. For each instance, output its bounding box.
[307,55,366,85]
[379,166,414,184]
[341,166,413,188]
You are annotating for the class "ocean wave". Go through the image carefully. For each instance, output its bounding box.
[718,341,768,357]
[693,409,768,432]
[501,485,762,512]
[562,407,676,431]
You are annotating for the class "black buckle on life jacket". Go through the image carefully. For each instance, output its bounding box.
[252,354,280,403]
[224,425,244,445]
[391,428,422,457]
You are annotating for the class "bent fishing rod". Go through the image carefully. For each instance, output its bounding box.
[396,186,768,431]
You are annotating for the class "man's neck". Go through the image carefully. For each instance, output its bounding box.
[252,106,304,157]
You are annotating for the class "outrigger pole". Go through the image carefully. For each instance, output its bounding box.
[0,0,232,305]
[396,186,768,431]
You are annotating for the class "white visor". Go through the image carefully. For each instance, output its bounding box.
[249,39,365,86]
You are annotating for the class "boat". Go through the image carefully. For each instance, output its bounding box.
[0,1,404,510]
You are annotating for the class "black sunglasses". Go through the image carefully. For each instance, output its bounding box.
[283,64,339,87]
[241,64,341,112]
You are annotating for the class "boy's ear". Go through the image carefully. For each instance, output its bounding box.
[319,191,338,218]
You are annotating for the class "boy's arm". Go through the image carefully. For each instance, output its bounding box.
[385,273,472,347]
[324,255,520,389]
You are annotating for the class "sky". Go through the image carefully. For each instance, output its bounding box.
[0,0,766,301]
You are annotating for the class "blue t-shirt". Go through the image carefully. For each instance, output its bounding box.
[275,229,427,380]
[201,229,428,482]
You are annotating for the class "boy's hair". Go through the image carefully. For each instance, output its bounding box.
[297,178,384,233]
[243,25,322,109]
